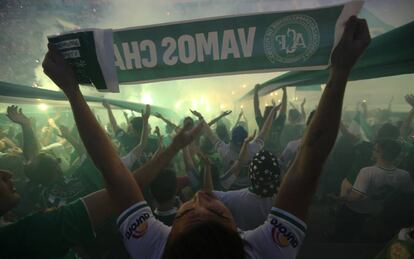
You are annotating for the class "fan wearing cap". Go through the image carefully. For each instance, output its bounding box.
[214,150,282,230]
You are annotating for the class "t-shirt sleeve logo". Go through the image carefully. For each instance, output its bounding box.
[125,212,150,239]
[270,218,299,248]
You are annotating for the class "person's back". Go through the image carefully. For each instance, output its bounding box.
[214,188,274,230]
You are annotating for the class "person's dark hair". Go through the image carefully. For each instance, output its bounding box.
[288,109,301,123]
[130,117,144,134]
[306,110,316,126]
[231,126,248,146]
[215,123,230,143]
[376,123,399,141]
[163,221,245,259]
[376,139,401,162]
[183,117,194,127]
[150,168,177,203]
[24,153,61,186]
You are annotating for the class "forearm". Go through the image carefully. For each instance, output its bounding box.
[279,90,287,116]
[203,122,220,145]
[276,68,349,219]
[203,164,214,192]
[21,123,39,162]
[301,105,306,122]
[67,89,142,210]
[183,147,196,171]
[134,143,179,189]
[106,106,121,133]
[301,69,348,162]
[160,116,179,131]
[208,114,225,126]
[400,108,414,139]
[220,161,242,190]
[257,109,276,140]
[254,87,262,118]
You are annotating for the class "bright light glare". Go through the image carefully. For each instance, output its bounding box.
[141,93,153,105]
[38,103,48,111]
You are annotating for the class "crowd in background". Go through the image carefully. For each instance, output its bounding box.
[0,16,413,259]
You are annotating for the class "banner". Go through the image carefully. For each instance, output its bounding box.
[49,1,363,92]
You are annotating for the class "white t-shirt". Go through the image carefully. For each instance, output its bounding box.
[280,138,302,171]
[118,201,306,259]
[213,188,275,231]
[348,165,414,214]
[215,138,264,168]
[215,138,264,189]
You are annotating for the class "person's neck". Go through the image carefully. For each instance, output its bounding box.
[376,159,395,170]
[157,198,176,212]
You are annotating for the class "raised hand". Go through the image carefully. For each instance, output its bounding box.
[6,106,30,126]
[301,98,306,107]
[42,43,79,95]
[141,104,151,121]
[331,16,371,71]
[171,121,204,150]
[189,109,203,120]
[405,94,414,108]
[222,110,232,116]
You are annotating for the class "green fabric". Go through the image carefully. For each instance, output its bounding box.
[0,81,176,118]
[240,21,414,100]
[0,199,95,259]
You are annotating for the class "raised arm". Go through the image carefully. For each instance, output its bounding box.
[154,112,179,132]
[189,110,220,145]
[6,106,39,163]
[301,98,307,122]
[400,94,414,140]
[275,16,371,221]
[102,100,122,134]
[234,109,243,127]
[43,44,142,212]
[220,130,256,190]
[208,110,232,126]
[279,87,288,117]
[197,152,214,192]
[133,121,204,189]
[257,104,280,141]
[121,105,151,169]
[254,84,264,128]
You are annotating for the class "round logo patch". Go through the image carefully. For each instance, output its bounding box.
[264,15,320,64]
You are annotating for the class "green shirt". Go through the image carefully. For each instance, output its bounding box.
[0,199,95,259]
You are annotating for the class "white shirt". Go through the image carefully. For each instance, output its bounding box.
[118,201,306,259]
[215,138,264,168]
[280,138,302,171]
[213,188,275,231]
[215,138,264,189]
[348,165,414,214]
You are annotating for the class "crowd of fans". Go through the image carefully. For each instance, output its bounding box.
[0,16,413,259]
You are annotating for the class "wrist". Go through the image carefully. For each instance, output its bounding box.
[331,67,351,78]
[63,84,81,100]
